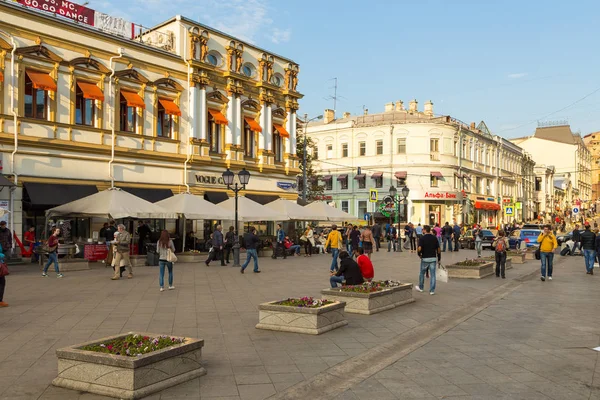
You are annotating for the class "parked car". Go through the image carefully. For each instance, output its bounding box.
[459,229,496,250]
[508,229,542,249]
[556,229,585,246]
[522,224,545,230]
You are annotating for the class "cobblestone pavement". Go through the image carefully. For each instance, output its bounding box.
[0,245,596,399]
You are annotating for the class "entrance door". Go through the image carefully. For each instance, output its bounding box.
[428,205,441,226]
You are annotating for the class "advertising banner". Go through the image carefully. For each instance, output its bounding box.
[94,12,134,39]
[17,0,94,25]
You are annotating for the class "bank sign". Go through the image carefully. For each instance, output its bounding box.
[411,190,464,201]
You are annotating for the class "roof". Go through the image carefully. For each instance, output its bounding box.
[533,125,577,144]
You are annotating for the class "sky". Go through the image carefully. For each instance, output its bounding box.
[90,0,600,139]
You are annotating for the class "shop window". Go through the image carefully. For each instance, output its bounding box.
[24,71,49,120]
[75,84,95,126]
[430,174,439,187]
[397,138,406,154]
[341,200,349,214]
[359,141,366,156]
[341,143,348,158]
[430,138,440,161]
[376,140,383,155]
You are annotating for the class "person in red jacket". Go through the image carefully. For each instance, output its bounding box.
[356,247,374,281]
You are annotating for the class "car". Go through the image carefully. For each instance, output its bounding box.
[521,224,545,230]
[508,229,542,249]
[556,229,585,246]
[459,229,496,250]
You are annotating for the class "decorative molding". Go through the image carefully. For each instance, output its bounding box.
[16,45,63,63]
[241,98,260,112]
[114,68,150,84]
[69,57,110,74]
[153,77,184,92]
[272,108,286,119]
[206,88,229,104]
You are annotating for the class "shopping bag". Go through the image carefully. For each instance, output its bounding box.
[0,261,9,277]
[436,263,448,283]
[167,248,178,263]
[403,239,410,250]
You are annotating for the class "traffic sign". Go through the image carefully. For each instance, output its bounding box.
[369,189,378,203]
[364,213,370,221]
[504,206,514,215]
[573,207,580,214]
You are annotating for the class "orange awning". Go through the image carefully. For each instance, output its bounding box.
[26,70,57,92]
[244,117,262,132]
[159,98,181,116]
[208,109,228,125]
[273,123,289,138]
[77,81,104,101]
[0,71,3,83]
[120,90,146,109]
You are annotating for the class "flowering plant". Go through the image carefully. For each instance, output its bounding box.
[276,297,333,308]
[455,259,486,266]
[340,280,403,293]
[81,334,185,357]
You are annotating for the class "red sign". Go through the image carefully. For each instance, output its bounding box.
[424,192,457,199]
[18,0,94,25]
[84,244,108,261]
[313,195,333,201]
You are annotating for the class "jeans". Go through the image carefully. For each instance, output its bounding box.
[495,251,507,277]
[0,276,5,302]
[571,241,580,255]
[289,245,301,255]
[443,236,453,251]
[540,251,554,277]
[345,239,352,254]
[158,260,173,288]
[330,275,345,288]
[387,239,396,252]
[454,236,460,251]
[43,252,60,274]
[475,240,482,256]
[419,257,437,293]
[374,236,381,251]
[241,249,259,272]
[584,249,596,273]
[330,249,339,271]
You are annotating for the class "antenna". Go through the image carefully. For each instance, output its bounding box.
[323,77,342,112]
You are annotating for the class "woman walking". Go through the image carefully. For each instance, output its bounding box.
[409,223,417,253]
[492,230,509,279]
[304,225,315,257]
[157,230,175,292]
[0,244,7,307]
[360,226,376,259]
[43,228,63,278]
[350,225,361,257]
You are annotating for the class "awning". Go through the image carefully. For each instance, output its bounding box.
[0,175,14,187]
[273,124,290,138]
[244,117,262,132]
[475,201,501,211]
[23,182,98,206]
[77,81,104,101]
[204,191,229,204]
[371,172,383,179]
[159,98,181,116]
[430,171,443,177]
[121,90,146,109]
[395,171,407,179]
[0,71,3,83]
[120,187,173,203]
[245,194,280,205]
[208,109,228,125]
[321,175,332,181]
[354,174,366,180]
[337,174,348,181]
[26,70,57,92]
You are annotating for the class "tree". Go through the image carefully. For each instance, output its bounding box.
[296,131,324,201]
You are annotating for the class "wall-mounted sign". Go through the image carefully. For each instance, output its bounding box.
[277,182,297,190]
[313,195,333,201]
[194,174,225,185]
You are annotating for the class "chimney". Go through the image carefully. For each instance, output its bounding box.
[395,100,404,111]
[409,99,418,113]
[424,100,434,116]
[323,109,335,124]
[470,122,476,130]
[343,112,351,119]
[384,102,394,112]
[363,108,369,115]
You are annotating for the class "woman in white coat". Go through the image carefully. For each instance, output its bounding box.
[304,226,315,257]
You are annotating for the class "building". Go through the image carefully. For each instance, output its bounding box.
[583,131,600,202]
[0,1,302,245]
[533,165,556,221]
[304,101,534,227]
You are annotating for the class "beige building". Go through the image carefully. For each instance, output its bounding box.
[0,1,302,246]
[583,131,600,201]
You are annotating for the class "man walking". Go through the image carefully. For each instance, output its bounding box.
[104,220,117,250]
[240,226,261,273]
[273,224,287,259]
[580,222,596,275]
[206,225,225,266]
[387,224,397,252]
[416,225,440,295]
[572,224,581,255]
[537,224,558,281]
[372,223,382,252]
[442,222,453,252]
[452,221,461,252]
[112,224,133,280]
[415,223,423,241]
[325,224,343,272]
[0,221,12,258]
[136,221,151,255]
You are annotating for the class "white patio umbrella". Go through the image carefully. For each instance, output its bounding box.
[217,196,289,222]
[305,201,354,222]
[264,198,323,220]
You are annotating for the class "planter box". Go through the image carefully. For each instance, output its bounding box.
[176,253,206,263]
[256,300,347,335]
[52,332,206,399]
[508,253,526,264]
[321,283,414,315]
[445,261,495,279]
[259,248,273,258]
[57,260,91,272]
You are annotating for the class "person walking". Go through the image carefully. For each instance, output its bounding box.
[42,228,63,278]
[537,224,558,281]
[0,221,12,258]
[136,221,151,255]
[580,222,596,275]
[240,226,261,273]
[303,225,315,257]
[387,224,397,252]
[0,244,7,307]
[112,224,133,280]
[157,230,175,292]
[372,223,382,252]
[452,221,461,252]
[473,224,484,257]
[433,223,442,247]
[224,226,235,264]
[344,223,353,254]
[572,224,581,255]
[330,250,364,288]
[415,223,423,241]
[441,222,453,252]
[273,224,287,259]
[492,230,509,278]
[360,226,376,259]
[415,225,440,295]
[350,225,361,256]
[324,224,343,272]
[205,225,225,266]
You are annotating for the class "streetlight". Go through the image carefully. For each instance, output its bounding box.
[300,113,323,201]
[222,168,251,267]
[388,184,410,252]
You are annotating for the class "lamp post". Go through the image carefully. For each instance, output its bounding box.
[301,114,323,201]
[389,184,410,252]
[222,168,251,267]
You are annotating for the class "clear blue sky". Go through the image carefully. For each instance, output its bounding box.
[95,0,600,139]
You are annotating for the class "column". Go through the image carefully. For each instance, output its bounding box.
[225,94,234,145]
[189,84,198,139]
[266,104,272,151]
[287,110,297,154]
[258,103,266,151]
[234,96,242,146]
[199,86,207,140]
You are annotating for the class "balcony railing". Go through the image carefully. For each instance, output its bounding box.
[430,152,440,161]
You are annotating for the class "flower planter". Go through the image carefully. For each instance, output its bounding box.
[52,332,206,399]
[445,261,495,279]
[525,248,537,260]
[508,253,526,264]
[321,283,414,315]
[176,252,206,263]
[259,248,273,258]
[256,300,347,335]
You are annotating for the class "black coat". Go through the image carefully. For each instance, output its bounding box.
[580,230,596,250]
[336,258,364,285]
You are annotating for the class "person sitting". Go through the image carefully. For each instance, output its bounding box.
[283,237,301,256]
[330,250,364,288]
[314,234,326,254]
[356,247,374,281]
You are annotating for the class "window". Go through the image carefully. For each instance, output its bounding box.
[341,201,349,214]
[396,178,406,187]
[157,100,174,138]
[359,141,366,156]
[24,71,48,120]
[313,145,319,160]
[75,83,95,126]
[274,133,283,162]
[535,177,542,191]
[340,176,348,190]
[119,93,138,132]
[358,176,366,189]
[430,175,439,187]
[376,140,383,155]
[208,113,222,153]
[243,120,255,158]
[325,179,332,191]
[397,138,406,154]
[358,201,367,218]
[326,144,333,158]
[475,177,482,193]
[430,138,439,161]
[375,176,383,188]
[341,143,348,158]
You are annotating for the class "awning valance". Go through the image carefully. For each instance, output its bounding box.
[204,191,229,204]
[77,81,104,101]
[245,194,280,205]
[244,117,262,132]
[371,172,383,179]
[475,201,501,211]
[208,109,228,125]
[159,98,182,116]
[273,123,290,138]
[321,175,332,181]
[120,187,173,203]
[26,70,57,92]
[121,90,145,109]
[395,171,407,179]
[23,182,97,206]
[354,174,366,180]
[430,171,443,178]
[337,174,348,181]
[0,71,3,83]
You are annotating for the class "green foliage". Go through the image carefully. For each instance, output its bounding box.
[296,131,325,201]
[81,334,185,357]
[339,280,403,293]
[275,297,333,308]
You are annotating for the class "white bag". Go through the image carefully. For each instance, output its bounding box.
[436,263,448,283]
[167,248,178,263]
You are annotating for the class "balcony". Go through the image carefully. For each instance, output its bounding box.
[430,151,440,161]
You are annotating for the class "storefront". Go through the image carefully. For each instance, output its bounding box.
[470,195,500,228]
[410,190,464,226]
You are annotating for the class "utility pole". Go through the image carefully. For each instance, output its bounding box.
[302,113,308,202]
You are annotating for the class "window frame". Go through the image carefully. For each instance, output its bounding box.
[341,200,349,213]
[208,113,222,153]
[397,138,406,154]
[243,120,256,158]
[119,92,138,133]
[156,101,174,138]
[24,71,48,120]
[375,176,383,188]
[325,179,333,191]
[341,143,348,158]
[273,130,283,162]
[376,140,383,155]
[430,175,439,187]
[75,82,96,127]
[358,177,366,189]
[359,141,366,156]
[340,176,348,190]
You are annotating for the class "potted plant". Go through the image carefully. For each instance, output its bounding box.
[445,258,496,279]
[321,280,414,314]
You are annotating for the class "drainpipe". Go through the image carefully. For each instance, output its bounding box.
[457,126,464,224]
[182,26,193,193]
[108,48,124,189]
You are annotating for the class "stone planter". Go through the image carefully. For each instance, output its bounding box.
[259,248,273,258]
[176,253,206,263]
[508,253,526,264]
[445,261,495,279]
[52,332,206,399]
[525,249,537,260]
[321,283,414,315]
[256,300,347,335]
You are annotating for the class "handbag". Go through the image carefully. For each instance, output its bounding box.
[436,263,448,283]
[166,248,178,263]
[0,261,9,277]
[535,235,547,260]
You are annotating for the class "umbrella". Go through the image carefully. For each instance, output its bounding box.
[46,188,177,219]
[304,201,354,222]
[264,198,323,220]
[217,196,289,222]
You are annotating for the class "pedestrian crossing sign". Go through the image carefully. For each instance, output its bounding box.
[504,206,514,215]
[369,189,378,203]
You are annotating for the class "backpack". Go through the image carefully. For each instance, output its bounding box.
[495,238,506,252]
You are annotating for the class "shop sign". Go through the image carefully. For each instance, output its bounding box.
[0,201,8,224]
[313,195,333,201]
[424,191,460,199]
[194,174,225,185]
[277,182,297,190]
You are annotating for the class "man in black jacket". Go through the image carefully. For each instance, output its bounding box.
[580,223,596,274]
[416,225,441,295]
[372,223,382,252]
[442,222,453,252]
[206,225,226,266]
[572,224,581,256]
[330,251,364,288]
[240,226,261,273]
